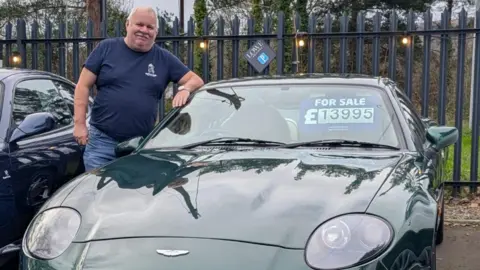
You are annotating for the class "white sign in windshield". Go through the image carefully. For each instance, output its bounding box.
[299,95,381,132]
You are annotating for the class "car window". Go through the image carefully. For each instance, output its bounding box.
[143,84,405,149]
[394,87,425,127]
[395,91,426,144]
[52,80,92,116]
[12,79,73,128]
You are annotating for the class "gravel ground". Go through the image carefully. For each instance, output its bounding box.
[445,194,480,221]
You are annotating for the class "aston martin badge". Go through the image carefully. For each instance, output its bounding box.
[156,249,189,257]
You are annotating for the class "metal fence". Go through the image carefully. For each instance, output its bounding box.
[0,8,479,195]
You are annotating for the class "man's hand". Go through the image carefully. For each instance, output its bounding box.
[172,87,190,107]
[74,123,89,145]
[172,71,204,108]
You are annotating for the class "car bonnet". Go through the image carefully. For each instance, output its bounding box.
[59,148,404,249]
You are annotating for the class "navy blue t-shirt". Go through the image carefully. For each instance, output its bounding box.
[83,37,190,142]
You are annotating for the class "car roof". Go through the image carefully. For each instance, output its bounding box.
[0,68,72,82]
[201,73,395,90]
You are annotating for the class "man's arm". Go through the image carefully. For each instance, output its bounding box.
[177,71,204,93]
[74,68,96,125]
[74,40,107,125]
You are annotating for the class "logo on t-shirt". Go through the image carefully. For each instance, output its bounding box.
[145,63,157,77]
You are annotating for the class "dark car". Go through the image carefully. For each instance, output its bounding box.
[0,68,89,267]
[20,74,456,270]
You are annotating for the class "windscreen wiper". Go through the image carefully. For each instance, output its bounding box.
[181,137,286,149]
[283,139,401,150]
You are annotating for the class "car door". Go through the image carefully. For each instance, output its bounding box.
[0,147,15,249]
[7,77,84,232]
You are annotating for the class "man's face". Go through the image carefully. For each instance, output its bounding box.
[126,9,158,51]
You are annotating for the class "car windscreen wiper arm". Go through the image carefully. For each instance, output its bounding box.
[181,137,286,149]
[283,139,400,150]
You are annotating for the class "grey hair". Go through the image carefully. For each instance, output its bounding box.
[127,7,159,28]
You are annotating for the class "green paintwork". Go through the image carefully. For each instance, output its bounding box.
[20,74,459,270]
[20,239,387,270]
[21,146,447,270]
[426,126,459,151]
[32,149,408,246]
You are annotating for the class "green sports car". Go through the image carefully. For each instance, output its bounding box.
[20,74,457,270]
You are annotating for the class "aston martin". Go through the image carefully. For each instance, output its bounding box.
[19,74,457,270]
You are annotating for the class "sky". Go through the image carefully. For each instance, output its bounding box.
[128,0,479,26]
[132,0,195,25]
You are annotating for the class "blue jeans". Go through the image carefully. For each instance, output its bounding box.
[83,125,118,171]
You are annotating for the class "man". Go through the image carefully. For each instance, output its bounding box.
[73,6,204,171]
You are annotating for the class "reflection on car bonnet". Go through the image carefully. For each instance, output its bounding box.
[222,104,291,142]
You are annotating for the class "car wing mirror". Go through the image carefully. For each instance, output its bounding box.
[9,112,56,144]
[426,126,459,151]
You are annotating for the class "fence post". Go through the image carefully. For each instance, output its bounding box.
[388,11,397,81]
[438,9,449,125]
[339,12,348,73]
[73,21,80,82]
[356,12,365,74]
[307,14,315,73]
[263,16,271,75]
[44,20,52,72]
[173,17,180,96]
[101,0,107,37]
[58,21,66,77]
[453,8,468,197]
[16,19,26,69]
[157,18,167,122]
[247,17,254,76]
[292,12,300,73]
[231,16,239,78]
[187,17,194,70]
[405,10,415,99]
[372,12,380,76]
[276,11,284,75]
[217,16,224,80]
[202,17,209,83]
[421,9,432,118]
[323,13,331,73]
[31,22,39,70]
[87,19,93,54]
[470,10,480,194]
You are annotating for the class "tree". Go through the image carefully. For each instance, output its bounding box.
[86,0,101,37]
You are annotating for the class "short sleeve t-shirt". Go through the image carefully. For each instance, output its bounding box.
[83,37,190,142]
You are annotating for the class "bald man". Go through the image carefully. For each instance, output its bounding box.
[73,6,204,171]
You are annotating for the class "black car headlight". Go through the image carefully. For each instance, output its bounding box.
[22,207,81,260]
[305,213,393,270]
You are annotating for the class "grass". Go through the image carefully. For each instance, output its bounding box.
[444,127,479,182]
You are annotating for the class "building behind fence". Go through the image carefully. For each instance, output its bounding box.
[1,8,480,195]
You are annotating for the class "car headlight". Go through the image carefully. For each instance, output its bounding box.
[305,214,393,270]
[22,207,81,260]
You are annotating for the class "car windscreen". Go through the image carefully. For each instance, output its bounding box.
[142,84,404,149]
